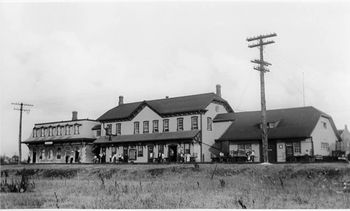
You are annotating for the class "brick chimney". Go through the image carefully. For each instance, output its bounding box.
[216,84,221,97]
[72,111,78,120]
[119,96,124,106]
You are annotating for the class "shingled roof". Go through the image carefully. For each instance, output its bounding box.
[217,106,340,142]
[97,93,233,122]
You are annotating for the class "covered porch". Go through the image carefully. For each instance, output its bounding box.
[93,130,201,163]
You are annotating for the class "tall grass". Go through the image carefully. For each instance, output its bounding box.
[0,163,349,208]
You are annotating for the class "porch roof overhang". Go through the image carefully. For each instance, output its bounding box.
[94,130,201,144]
[215,136,311,143]
[22,137,96,145]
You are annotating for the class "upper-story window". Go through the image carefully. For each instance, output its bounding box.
[32,129,36,138]
[153,120,159,133]
[52,127,56,136]
[163,119,169,132]
[45,128,48,136]
[96,129,101,137]
[65,125,69,135]
[41,128,45,137]
[207,117,213,131]
[60,126,64,136]
[177,118,184,131]
[74,125,80,135]
[48,127,52,136]
[116,123,121,135]
[69,125,73,135]
[191,116,198,130]
[322,121,327,129]
[143,121,149,133]
[134,122,140,134]
[106,124,112,136]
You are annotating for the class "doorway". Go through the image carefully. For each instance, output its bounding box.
[168,145,178,162]
[268,142,277,163]
[32,151,36,163]
[75,150,80,163]
[148,145,154,163]
[285,143,294,162]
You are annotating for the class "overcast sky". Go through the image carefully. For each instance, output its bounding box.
[1,1,349,157]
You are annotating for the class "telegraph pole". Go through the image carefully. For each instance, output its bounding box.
[247,33,277,163]
[12,102,33,164]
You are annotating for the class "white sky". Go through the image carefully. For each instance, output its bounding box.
[1,1,349,157]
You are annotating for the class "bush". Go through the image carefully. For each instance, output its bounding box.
[42,169,78,179]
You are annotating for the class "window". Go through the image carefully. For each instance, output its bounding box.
[138,145,143,157]
[52,127,56,136]
[40,149,45,160]
[143,121,149,133]
[36,129,40,137]
[45,128,48,136]
[322,121,327,129]
[48,149,53,160]
[184,143,191,154]
[65,126,69,135]
[96,129,101,137]
[177,118,184,131]
[207,117,213,131]
[48,127,52,136]
[293,142,301,153]
[321,142,330,151]
[41,128,44,137]
[32,129,36,138]
[116,123,121,135]
[153,120,159,133]
[106,124,112,135]
[56,126,60,136]
[237,144,252,156]
[74,125,80,135]
[163,119,169,132]
[191,116,198,130]
[57,148,61,159]
[268,121,280,129]
[134,122,140,134]
[69,125,73,135]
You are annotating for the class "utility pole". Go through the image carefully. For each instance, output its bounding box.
[12,102,33,164]
[247,33,277,163]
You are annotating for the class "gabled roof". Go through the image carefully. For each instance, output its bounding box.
[97,93,233,122]
[94,130,200,144]
[217,106,340,142]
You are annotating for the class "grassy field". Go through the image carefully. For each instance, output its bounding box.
[1,162,350,209]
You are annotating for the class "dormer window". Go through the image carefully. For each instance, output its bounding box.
[259,120,280,129]
[322,121,327,129]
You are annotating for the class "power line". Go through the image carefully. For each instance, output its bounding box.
[247,33,277,164]
[12,102,33,164]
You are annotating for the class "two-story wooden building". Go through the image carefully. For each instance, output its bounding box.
[23,112,100,163]
[94,85,234,163]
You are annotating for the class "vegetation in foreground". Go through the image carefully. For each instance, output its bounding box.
[0,163,349,209]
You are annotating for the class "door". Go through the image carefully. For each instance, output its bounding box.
[148,145,154,163]
[268,142,277,163]
[168,145,177,162]
[123,146,128,162]
[285,143,294,162]
[75,151,79,163]
[32,151,36,163]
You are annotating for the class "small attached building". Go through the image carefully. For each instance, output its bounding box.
[216,106,340,162]
[23,112,100,163]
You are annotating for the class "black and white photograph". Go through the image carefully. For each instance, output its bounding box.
[0,0,349,209]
